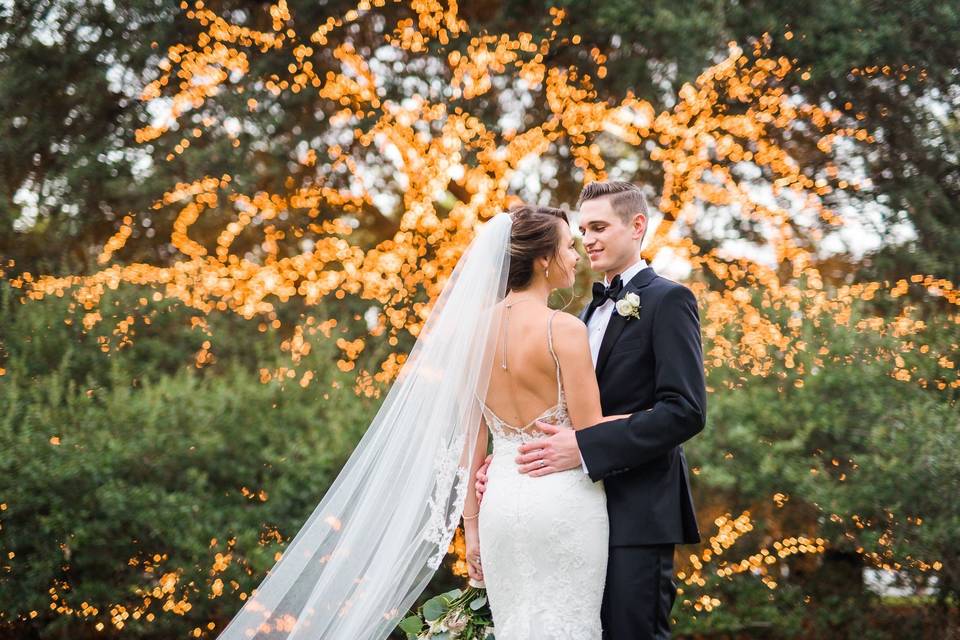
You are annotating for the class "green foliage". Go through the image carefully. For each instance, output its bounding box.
[398,586,493,640]
[3,282,955,639]
[0,284,382,637]
[679,296,960,637]
[0,0,192,274]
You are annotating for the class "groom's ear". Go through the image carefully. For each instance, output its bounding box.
[630,212,648,242]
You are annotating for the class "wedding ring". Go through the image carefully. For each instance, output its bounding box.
[538,459,546,467]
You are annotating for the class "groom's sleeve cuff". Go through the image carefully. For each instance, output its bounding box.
[579,451,589,474]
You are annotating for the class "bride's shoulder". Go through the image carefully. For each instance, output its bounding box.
[548,308,584,325]
[548,310,588,342]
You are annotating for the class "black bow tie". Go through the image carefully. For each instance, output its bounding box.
[590,274,623,308]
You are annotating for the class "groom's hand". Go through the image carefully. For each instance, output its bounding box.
[516,421,580,476]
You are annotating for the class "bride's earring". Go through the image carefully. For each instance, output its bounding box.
[545,265,550,282]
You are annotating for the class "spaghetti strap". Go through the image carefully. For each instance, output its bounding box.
[547,310,564,404]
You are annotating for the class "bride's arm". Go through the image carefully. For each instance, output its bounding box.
[550,313,628,430]
[461,414,488,582]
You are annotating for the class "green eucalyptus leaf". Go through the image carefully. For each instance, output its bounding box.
[398,615,423,636]
[441,588,462,601]
[422,596,448,621]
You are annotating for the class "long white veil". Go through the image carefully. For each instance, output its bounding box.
[216,212,512,639]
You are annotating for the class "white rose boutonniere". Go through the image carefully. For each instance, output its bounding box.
[615,292,641,320]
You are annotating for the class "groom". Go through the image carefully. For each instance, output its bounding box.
[477,181,706,639]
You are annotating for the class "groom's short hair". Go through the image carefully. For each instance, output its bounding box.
[577,181,650,224]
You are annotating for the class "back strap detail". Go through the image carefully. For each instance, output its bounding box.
[547,309,563,404]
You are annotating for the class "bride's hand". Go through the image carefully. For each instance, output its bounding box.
[474,454,492,503]
[464,530,484,582]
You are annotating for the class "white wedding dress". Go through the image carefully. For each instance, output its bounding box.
[477,311,609,640]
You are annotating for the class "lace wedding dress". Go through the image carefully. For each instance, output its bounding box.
[477,311,609,640]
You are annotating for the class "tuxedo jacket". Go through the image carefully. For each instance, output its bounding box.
[575,267,705,546]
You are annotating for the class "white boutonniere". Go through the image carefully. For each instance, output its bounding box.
[615,292,641,320]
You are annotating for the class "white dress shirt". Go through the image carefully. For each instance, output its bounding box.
[579,259,649,473]
[586,259,648,366]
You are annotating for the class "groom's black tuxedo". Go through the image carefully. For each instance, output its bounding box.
[575,266,706,639]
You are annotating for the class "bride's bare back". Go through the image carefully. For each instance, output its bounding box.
[483,303,564,429]
[482,302,605,432]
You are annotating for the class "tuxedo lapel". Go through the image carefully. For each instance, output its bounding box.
[595,267,658,377]
[595,308,628,377]
[578,305,591,323]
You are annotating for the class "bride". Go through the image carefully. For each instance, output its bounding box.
[464,205,625,639]
[215,205,623,640]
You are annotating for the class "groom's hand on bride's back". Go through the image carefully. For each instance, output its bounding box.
[474,454,492,503]
[516,421,581,476]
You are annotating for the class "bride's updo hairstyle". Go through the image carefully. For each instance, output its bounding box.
[506,204,569,292]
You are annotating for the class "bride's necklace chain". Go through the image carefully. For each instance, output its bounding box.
[500,296,542,371]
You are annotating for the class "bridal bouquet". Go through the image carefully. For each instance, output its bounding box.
[398,585,494,639]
